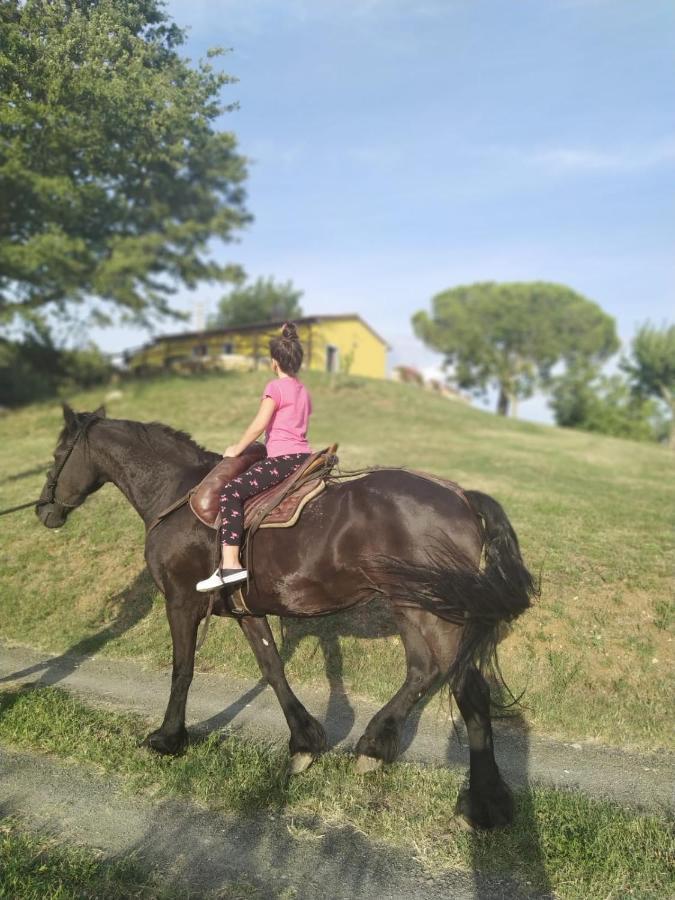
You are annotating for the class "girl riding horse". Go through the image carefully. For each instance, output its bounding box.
[196,322,312,590]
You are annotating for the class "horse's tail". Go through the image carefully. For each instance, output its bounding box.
[384,489,537,695]
[450,490,537,693]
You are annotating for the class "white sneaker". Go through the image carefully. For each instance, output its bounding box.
[196,568,248,592]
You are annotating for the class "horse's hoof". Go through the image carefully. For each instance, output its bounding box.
[355,754,383,774]
[454,782,513,830]
[144,728,188,757]
[289,752,314,775]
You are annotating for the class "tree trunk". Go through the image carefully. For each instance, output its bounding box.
[497,386,510,416]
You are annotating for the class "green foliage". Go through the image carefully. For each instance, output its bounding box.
[0,0,249,327]
[549,364,664,442]
[622,323,675,445]
[623,323,675,401]
[413,282,619,415]
[209,276,304,328]
[60,344,114,390]
[0,332,112,406]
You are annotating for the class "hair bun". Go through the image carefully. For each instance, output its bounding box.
[281,321,298,341]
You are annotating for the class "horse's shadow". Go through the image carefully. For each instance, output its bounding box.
[197,599,440,755]
[0,568,155,688]
[280,599,401,745]
[195,599,399,743]
[280,616,552,896]
[201,607,553,897]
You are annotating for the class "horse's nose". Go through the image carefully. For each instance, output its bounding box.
[35,503,66,529]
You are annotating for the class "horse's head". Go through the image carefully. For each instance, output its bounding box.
[36,403,107,529]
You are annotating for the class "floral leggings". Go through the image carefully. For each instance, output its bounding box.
[218,453,310,546]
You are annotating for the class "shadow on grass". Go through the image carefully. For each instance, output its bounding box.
[225,606,554,897]
[0,462,52,485]
[0,569,155,688]
[196,600,397,745]
[453,709,554,899]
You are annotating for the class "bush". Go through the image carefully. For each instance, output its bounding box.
[60,345,114,390]
[550,366,665,442]
[0,337,113,407]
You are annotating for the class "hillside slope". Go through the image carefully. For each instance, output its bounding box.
[0,371,672,748]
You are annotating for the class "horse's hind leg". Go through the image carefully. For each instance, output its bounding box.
[239,616,327,773]
[453,666,513,829]
[422,612,513,828]
[145,593,202,756]
[354,605,445,771]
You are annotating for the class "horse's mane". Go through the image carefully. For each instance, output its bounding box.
[125,420,216,465]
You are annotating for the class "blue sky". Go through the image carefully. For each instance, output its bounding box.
[95,0,674,422]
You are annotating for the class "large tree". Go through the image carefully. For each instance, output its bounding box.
[621,323,675,447]
[0,0,249,328]
[209,276,303,328]
[413,282,619,416]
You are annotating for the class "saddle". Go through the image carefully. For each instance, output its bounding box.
[189,443,338,532]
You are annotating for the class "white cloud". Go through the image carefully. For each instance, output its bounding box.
[528,139,675,174]
[247,138,306,168]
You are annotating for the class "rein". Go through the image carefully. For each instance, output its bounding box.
[0,415,97,518]
[0,499,43,517]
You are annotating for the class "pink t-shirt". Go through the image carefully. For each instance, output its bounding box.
[263,378,312,457]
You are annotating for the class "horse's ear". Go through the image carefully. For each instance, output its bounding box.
[61,403,78,430]
[93,405,107,419]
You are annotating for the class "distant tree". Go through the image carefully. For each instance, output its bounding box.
[550,363,664,442]
[0,325,112,406]
[0,0,249,329]
[209,276,303,328]
[413,282,619,416]
[621,323,675,447]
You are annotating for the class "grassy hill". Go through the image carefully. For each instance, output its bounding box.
[0,371,672,749]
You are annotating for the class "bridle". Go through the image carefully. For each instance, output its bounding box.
[0,414,98,518]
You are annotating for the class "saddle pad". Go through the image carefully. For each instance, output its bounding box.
[189,442,267,528]
[250,477,326,529]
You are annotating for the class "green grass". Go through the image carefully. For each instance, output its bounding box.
[0,371,673,748]
[0,687,673,900]
[0,818,182,900]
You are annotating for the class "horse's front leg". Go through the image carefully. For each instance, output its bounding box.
[145,593,202,756]
[238,615,327,773]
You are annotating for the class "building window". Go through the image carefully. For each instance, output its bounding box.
[222,342,234,355]
[325,344,339,373]
[192,344,208,357]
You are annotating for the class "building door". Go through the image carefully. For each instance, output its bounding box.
[325,344,339,373]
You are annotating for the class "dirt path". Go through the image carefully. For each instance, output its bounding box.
[1,643,673,814]
[0,747,534,899]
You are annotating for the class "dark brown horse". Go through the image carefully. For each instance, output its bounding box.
[36,404,536,829]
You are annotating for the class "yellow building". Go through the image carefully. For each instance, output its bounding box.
[125,314,389,379]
